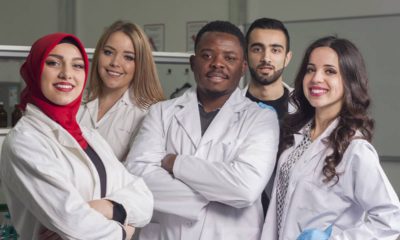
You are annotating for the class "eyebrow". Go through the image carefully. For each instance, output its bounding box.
[104,45,135,55]
[307,63,337,68]
[249,42,284,50]
[47,54,83,61]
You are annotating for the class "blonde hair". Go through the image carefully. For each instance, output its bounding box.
[88,20,165,109]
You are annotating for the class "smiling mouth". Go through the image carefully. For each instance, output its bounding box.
[54,83,74,92]
[106,69,123,77]
[309,87,328,96]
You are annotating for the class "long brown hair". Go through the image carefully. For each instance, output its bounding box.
[279,36,374,183]
[87,20,164,108]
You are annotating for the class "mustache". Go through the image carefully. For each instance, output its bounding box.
[257,62,275,69]
[206,70,228,78]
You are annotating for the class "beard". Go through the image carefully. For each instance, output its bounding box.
[249,65,285,86]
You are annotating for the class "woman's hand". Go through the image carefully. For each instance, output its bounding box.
[124,225,135,240]
[88,199,114,219]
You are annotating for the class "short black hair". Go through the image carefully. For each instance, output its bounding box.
[194,20,246,55]
[246,18,290,52]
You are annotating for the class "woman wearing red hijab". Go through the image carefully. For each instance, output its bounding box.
[0,33,153,240]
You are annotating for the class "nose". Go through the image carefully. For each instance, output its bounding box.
[260,50,271,64]
[310,70,323,83]
[110,54,121,67]
[210,55,225,69]
[58,66,72,80]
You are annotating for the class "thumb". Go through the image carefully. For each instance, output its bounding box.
[324,224,333,237]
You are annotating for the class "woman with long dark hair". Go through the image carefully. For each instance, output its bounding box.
[261,36,400,240]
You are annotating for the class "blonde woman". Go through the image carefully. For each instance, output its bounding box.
[78,20,165,162]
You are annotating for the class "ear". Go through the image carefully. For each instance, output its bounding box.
[189,55,195,71]
[241,60,248,76]
[284,51,293,67]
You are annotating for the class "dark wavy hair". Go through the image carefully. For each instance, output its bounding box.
[279,36,374,183]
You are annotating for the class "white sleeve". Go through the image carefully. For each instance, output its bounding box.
[173,110,279,208]
[0,131,125,240]
[89,130,153,227]
[105,168,154,227]
[125,103,209,221]
[332,141,400,240]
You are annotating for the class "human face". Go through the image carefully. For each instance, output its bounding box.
[190,32,246,99]
[41,43,86,105]
[303,47,344,116]
[247,29,292,86]
[98,31,135,93]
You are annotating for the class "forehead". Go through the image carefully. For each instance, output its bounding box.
[248,29,287,47]
[49,43,82,57]
[105,31,135,51]
[309,47,339,66]
[196,32,243,55]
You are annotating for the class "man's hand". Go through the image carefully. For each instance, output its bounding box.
[161,154,177,174]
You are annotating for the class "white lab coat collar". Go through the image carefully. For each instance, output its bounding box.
[293,118,339,163]
[25,104,82,149]
[173,87,246,148]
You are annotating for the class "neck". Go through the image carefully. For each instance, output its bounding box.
[197,91,231,113]
[311,111,338,141]
[248,79,284,101]
[97,87,128,121]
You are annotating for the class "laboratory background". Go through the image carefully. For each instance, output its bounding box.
[0,0,400,231]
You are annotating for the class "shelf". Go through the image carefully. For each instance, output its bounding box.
[0,45,191,64]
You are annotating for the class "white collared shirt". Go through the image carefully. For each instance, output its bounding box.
[78,90,147,162]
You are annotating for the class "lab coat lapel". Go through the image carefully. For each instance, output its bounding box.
[173,88,202,148]
[199,88,244,145]
[26,104,102,198]
[294,119,340,172]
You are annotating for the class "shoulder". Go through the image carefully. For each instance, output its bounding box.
[340,138,379,172]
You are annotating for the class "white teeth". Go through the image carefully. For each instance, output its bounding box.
[311,89,326,94]
[107,70,122,76]
[55,84,72,89]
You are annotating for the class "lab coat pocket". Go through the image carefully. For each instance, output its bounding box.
[295,180,345,231]
[221,139,243,163]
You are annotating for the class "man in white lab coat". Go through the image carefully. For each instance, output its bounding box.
[125,20,279,240]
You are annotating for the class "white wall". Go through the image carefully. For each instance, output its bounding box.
[248,0,400,22]
[0,0,69,45]
[75,0,230,50]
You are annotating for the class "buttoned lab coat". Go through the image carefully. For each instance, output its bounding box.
[78,90,147,162]
[261,119,400,240]
[126,87,279,240]
[0,104,154,240]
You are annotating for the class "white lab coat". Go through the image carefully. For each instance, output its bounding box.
[78,90,147,162]
[0,104,153,240]
[261,119,400,240]
[125,87,279,240]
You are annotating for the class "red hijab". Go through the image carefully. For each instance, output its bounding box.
[20,33,89,149]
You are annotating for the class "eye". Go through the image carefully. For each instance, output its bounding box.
[271,47,282,54]
[325,68,337,75]
[306,66,315,73]
[103,49,113,56]
[251,46,262,53]
[45,59,61,67]
[124,54,135,61]
[225,55,237,62]
[201,53,212,60]
[73,63,85,70]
